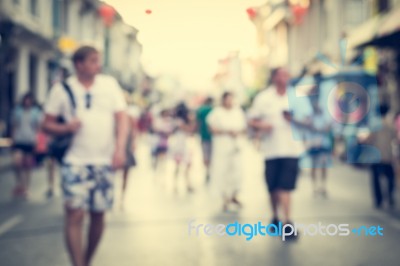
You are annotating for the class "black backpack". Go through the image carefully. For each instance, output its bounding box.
[48,81,76,163]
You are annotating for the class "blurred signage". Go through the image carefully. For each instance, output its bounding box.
[58,36,78,53]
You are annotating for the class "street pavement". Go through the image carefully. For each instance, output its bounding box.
[0,137,400,266]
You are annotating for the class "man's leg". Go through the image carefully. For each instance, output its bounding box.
[65,208,86,266]
[22,153,34,191]
[265,159,279,219]
[371,164,382,207]
[320,154,329,196]
[85,212,105,266]
[310,156,318,194]
[202,141,211,183]
[277,190,291,223]
[279,158,299,223]
[270,191,279,218]
[46,158,56,197]
[12,151,23,194]
[384,164,396,207]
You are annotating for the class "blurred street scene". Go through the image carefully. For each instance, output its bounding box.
[1,0,400,266]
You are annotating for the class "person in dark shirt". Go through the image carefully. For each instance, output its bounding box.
[196,97,214,183]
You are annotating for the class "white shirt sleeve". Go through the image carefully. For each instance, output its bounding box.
[109,78,127,113]
[249,93,266,119]
[238,109,247,130]
[206,108,220,129]
[44,83,67,117]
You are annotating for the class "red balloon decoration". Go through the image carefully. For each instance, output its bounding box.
[246,8,257,20]
[98,4,116,27]
[292,5,307,25]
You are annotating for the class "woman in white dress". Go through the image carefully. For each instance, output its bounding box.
[207,92,247,211]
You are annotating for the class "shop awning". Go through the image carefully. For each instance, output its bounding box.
[356,7,400,49]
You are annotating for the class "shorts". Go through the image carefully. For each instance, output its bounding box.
[152,146,168,156]
[13,143,35,154]
[308,147,331,156]
[61,164,115,212]
[265,158,299,193]
[201,140,212,163]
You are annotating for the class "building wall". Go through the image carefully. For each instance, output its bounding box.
[1,0,143,105]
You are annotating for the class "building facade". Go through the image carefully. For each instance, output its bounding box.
[0,0,143,137]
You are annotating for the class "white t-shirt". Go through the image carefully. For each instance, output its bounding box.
[45,74,127,165]
[206,106,247,153]
[207,106,247,134]
[250,87,305,159]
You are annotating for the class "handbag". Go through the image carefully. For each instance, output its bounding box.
[48,81,76,163]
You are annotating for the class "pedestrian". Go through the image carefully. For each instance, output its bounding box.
[138,106,153,136]
[249,67,306,241]
[305,95,333,197]
[170,103,196,193]
[363,104,397,209]
[120,99,140,209]
[34,128,58,199]
[152,109,174,173]
[207,92,247,211]
[196,97,214,183]
[42,45,128,266]
[11,93,42,199]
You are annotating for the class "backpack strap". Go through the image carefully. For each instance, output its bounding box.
[61,81,76,116]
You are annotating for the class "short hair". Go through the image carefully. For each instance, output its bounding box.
[378,103,390,117]
[222,91,233,103]
[267,67,283,86]
[204,97,213,105]
[21,92,35,105]
[72,46,98,65]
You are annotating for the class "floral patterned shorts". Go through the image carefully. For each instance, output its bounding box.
[61,164,114,212]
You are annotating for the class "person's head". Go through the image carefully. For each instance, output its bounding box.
[269,67,290,89]
[221,91,234,109]
[160,109,170,118]
[21,93,35,108]
[378,103,390,118]
[175,102,189,122]
[72,46,100,78]
[204,97,213,106]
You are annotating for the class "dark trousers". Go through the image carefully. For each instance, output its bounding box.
[370,163,396,207]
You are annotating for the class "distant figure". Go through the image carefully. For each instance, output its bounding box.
[152,109,174,172]
[196,97,214,183]
[11,93,42,199]
[120,102,140,209]
[138,106,153,135]
[207,92,246,211]
[305,95,332,197]
[365,104,397,209]
[171,103,196,193]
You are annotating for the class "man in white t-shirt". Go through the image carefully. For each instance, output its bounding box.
[43,46,128,266]
[249,67,306,241]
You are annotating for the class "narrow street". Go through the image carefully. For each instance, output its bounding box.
[0,139,399,266]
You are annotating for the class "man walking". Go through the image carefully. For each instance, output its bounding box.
[43,46,128,266]
[249,67,305,240]
[196,97,214,183]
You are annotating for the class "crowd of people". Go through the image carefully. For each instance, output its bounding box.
[6,45,399,265]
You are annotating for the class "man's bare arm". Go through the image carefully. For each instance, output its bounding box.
[115,111,129,153]
[42,114,80,135]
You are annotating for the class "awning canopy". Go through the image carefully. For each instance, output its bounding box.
[356,7,400,49]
